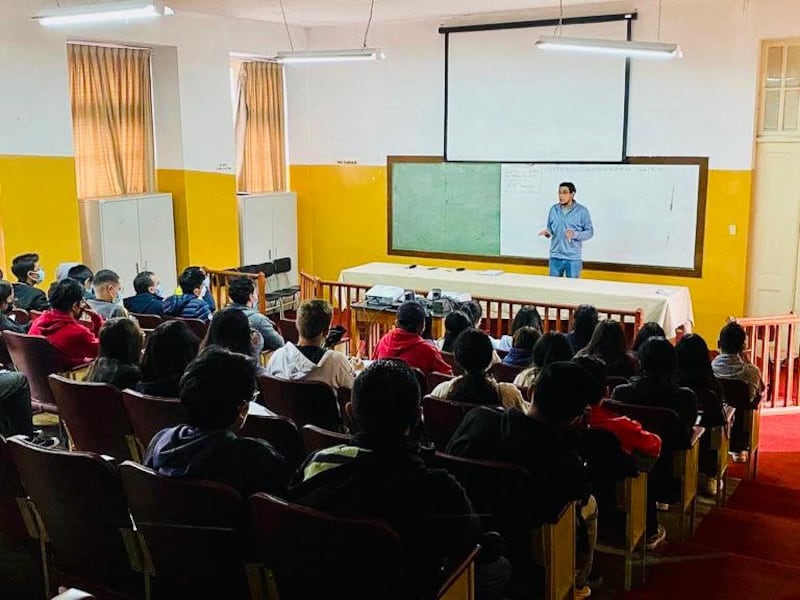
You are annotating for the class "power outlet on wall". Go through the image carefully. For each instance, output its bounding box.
[729,224,737,235]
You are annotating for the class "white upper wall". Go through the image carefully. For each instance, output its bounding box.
[286,0,800,170]
[0,0,304,173]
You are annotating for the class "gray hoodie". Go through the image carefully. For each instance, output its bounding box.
[266,342,355,390]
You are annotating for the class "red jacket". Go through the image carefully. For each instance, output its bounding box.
[29,309,103,368]
[372,328,453,376]
[589,403,662,459]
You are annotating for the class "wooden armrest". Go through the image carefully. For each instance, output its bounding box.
[435,545,480,600]
[542,500,576,600]
[690,426,705,446]
[723,405,736,424]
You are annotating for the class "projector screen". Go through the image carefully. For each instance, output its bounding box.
[446,21,629,162]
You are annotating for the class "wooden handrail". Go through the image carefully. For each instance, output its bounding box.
[204,267,268,314]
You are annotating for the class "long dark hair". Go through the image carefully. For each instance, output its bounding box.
[86,317,143,387]
[201,307,254,357]
[675,333,716,389]
[140,320,200,384]
[511,306,543,334]
[532,332,574,368]
[632,322,666,353]
[447,328,500,406]
[441,311,472,353]
[578,319,629,370]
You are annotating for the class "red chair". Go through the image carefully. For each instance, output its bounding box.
[249,493,479,600]
[0,436,40,554]
[10,308,30,325]
[3,331,64,413]
[257,375,341,431]
[301,424,353,454]
[48,375,139,461]
[421,394,476,450]
[239,413,305,466]
[163,316,208,339]
[440,351,460,374]
[278,318,300,344]
[119,461,256,599]
[129,312,162,330]
[8,438,143,597]
[427,371,454,393]
[121,390,183,453]
[489,361,523,383]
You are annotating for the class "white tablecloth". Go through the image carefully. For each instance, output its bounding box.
[339,262,694,334]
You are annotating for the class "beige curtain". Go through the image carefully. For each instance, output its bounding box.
[235,61,286,192]
[68,44,155,199]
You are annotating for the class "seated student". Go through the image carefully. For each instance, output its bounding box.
[85,317,143,390]
[163,267,212,321]
[29,278,103,368]
[492,305,543,352]
[631,322,666,353]
[576,319,639,378]
[67,264,95,300]
[436,310,472,353]
[447,361,597,599]
[11,253,49,312]
[185,265,216,312]
[513,331,574,389]
[145,346,291,497]
[612,337,698,436]
[289,360,507,599]
[267,299,359,390]
[201,307,263,363]
[55,262,79,282]
[137,320,201,398]
[87,269,128,320]
[566,304,598,355]
[431,328,527,411]
[226,276,284,352]
[501,326,540,368]
[373,300,452,376]
[123,271,164,315]
[0,280,31,333]
[711,321,765,404]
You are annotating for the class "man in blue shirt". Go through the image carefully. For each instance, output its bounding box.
[539,182,594,278]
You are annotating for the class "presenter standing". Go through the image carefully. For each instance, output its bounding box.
[539,182,594,278]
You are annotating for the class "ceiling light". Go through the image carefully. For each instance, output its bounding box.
[276,48,386,65]
[536,36,681,59]
[33,1,174,27]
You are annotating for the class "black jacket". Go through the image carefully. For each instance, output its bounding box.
[612,376,698,437]
[0,313,30,334]
[12,283,48,312]
[123,292,164,316]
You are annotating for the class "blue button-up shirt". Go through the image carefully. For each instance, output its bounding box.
[546,202,594,261]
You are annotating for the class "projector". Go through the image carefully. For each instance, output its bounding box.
[426,290,472,303]
[365,285,404,306]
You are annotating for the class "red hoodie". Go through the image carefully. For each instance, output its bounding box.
[372,328,453,376]
[589,402,662,459]
[29,309,103,369]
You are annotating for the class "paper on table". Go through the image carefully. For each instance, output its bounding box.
[478,269,505,276]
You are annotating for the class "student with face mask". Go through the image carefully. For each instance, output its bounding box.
[10,253,49,312]
[123,270,165,315]
[87,269,128,320]
[29,278,104,368]
[162,267,212,321]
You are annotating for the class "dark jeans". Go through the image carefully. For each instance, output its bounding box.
[0,371,33,437]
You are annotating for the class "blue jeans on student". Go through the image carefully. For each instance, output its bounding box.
[549,258,582,278]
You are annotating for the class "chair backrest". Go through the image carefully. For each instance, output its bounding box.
[239,413,305,466]
[421,394,476,450]
[410,366,429,395]
[8,438,140,593]
[301,424,353,455]
[278,318,300,344]
[717,377,754,410]
[249,492,407,599]
[121,389,183,452]
[273,257,292,275]
[164,316,208,339]
[48,375,139,461]
[10,308,29,325]
[693,387,726,428]
[603,399,689,450]
[257,375,341,430]
[129,312,162,330]
[578,427,639,498]
[606,375,629,393]
[0,333,13,368]
[0,436,36,551]
[119,461,252,598]
[440,351,459,373]
[3,331,61,410]
[490,361,523,383]
[427,370,454,392]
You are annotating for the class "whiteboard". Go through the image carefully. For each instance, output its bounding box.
[446,21,628,162]
[499,163,701,269]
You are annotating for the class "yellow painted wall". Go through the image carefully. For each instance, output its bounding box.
[157,169,240,271]
[0,155,82,284]
[290,165,752,342]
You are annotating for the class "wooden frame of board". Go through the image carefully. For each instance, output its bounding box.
[386,155,709,278]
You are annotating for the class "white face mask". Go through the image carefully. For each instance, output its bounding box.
[30,268,45,284]
[154,284,163,298]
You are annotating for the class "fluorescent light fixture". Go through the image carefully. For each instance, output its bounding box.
[536,36,682,59]
[276,48,386,64]
[33,1,173,27]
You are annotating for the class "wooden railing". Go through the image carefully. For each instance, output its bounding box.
[300,271,644,346]
[204,267,269,314]
[735,313,800,409]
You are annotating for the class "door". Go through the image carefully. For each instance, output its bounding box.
[241,194,275,265]
[137,194,178,290]
[271,192,298,285]
[100,199,141,292]
[747,143,800,316]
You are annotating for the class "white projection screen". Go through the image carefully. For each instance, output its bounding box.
[446,21,629,162]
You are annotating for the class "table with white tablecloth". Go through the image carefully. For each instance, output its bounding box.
[338,262,694,334]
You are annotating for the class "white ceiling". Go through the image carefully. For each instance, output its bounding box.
[166,0,620,27]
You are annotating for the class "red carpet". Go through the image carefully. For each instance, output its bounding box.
[726,413,800,487]
[726,480,800,520]
[757,413,800,452]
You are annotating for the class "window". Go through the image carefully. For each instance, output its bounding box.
[234,61,287,192]
[68,43,155,199]
[759,41,800,137]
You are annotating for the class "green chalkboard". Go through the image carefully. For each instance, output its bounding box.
[390,159,501,255]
